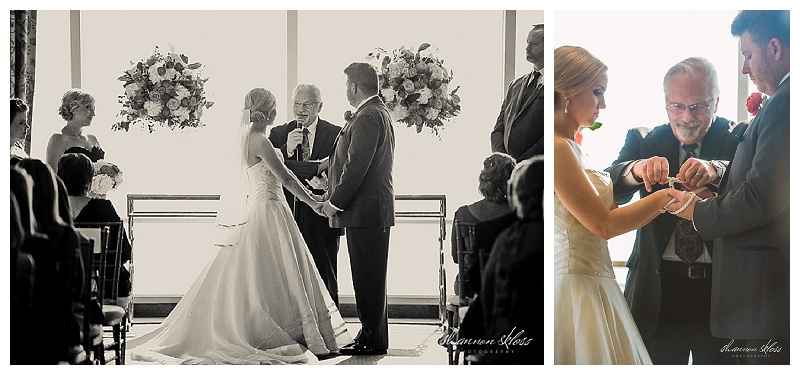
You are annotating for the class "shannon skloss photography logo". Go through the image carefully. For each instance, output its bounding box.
[720,339,784,358]
[440,327,532,354]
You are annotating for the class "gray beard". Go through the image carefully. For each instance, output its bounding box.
[676,123,702,143]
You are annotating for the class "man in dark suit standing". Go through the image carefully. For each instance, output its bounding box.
[268,84,344,306]
[490,24,544,161]
[666,10,790,365]
[606,57,744,364]
[319,62,395,355]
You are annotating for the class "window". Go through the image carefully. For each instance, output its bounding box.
[554,10,743,285]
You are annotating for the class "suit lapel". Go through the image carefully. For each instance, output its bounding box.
[697,117,726,161]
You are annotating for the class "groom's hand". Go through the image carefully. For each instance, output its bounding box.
[666,188,698,220]
[632,156,669,192]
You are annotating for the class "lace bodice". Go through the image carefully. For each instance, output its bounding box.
[246,149,288,203]
[554,139,615,278]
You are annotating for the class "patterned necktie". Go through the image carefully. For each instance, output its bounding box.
[674,144,704,264]
[301,128,310,162]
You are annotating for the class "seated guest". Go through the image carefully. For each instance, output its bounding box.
[480,155,544,365]
[11,98,31,161]
[457,155,544,365]
[451,152,517,300]
[9,169,37,365]
[46,89,105,170]
[15,159,84,364]
[58,152,133,307]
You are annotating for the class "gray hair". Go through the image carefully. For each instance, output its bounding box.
[663,57,720,100]
[293,84,322,102]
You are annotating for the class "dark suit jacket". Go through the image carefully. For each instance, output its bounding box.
[694,78,790,340]
[268,118,344,237]
[605,116,745,339]
[490,72,544,161]
[327,96,395,228]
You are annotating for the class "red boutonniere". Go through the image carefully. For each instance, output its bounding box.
[746,92,768,117]
[344,110,353,122]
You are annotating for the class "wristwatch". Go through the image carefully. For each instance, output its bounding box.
[709,160,724,183]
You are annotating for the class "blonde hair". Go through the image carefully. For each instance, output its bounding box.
[554,46,607,103]
[244,88,276,122]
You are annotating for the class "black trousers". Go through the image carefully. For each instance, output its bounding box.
[346,227,390,349]
[645,260,735,365]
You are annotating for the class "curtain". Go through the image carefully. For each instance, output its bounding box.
[10,10,37,155]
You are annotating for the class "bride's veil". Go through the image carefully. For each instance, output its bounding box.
[213,109,251,247]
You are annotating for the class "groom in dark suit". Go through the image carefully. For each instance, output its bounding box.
[268,84,344,307]
[667,10,790,365]
[606,57,744,364]
[490,24,544,161]
[320,62,395,355]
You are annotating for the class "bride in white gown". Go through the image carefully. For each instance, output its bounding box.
[553,46,674,365]
[128,88,352,364]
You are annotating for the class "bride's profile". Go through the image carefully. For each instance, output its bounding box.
[127,88,352,364]
[553,46,673,365]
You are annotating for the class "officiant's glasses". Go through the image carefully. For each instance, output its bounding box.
[293,101,320,109]
[666,101,713,116]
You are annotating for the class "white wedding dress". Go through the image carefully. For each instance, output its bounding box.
[554,139,651,365]
[128,153,352,364]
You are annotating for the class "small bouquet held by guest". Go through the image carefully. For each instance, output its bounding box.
[89,160,124,199]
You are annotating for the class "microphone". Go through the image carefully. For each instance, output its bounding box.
[295,119,304,161]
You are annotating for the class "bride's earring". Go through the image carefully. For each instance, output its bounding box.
[564,99,570,114]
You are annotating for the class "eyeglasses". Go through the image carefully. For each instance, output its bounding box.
[666,101,713,116]
[293,101,320,109]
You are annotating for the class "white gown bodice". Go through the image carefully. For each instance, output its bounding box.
[554,139,615,279]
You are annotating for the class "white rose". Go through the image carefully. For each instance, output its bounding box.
[381,88,397,102]
[144,100,163,116]
[124,82,141,98]
[390,105,409,121]
[416,88,432,105]
[91,175,115,195]
[173,107,189,121]
[148,62,164,84]
[175,85,191,99]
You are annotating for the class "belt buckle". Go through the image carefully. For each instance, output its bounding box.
[687,265,705,279]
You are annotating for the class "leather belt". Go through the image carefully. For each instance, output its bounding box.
[662,260,711,279]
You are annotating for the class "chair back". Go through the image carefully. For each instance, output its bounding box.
[75,221,124,305]
[454,220,478,302]
[77,234,97,359]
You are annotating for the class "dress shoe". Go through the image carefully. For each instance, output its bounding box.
[339,342,387,355]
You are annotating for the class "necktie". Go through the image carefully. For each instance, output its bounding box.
[674,144,704,264]
[301,128,310,162]
[517,71,538,108]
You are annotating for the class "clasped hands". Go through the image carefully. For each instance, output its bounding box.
[633,156,718,220]
[310,197,339,218]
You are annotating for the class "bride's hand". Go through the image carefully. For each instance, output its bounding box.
[310,201,325,217]
[311,194,324,202]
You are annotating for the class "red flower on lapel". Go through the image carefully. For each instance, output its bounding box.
[746,92,768,117]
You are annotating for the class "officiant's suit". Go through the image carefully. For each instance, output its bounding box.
[606,116,745,364]
[327,96,395,350]
[268,118,344,306]
[693,77,790,363]
[490,71,544,161]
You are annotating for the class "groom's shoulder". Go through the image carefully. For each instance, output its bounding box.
[318,118,342,131]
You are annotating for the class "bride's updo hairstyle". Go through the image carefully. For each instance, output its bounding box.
[244,88,276,123]
[554,46,607,108]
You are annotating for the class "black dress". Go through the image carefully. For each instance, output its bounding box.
[74,198,132,298]
[64,145,105,162]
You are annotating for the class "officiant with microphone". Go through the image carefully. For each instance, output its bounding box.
[269,83,344,306]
